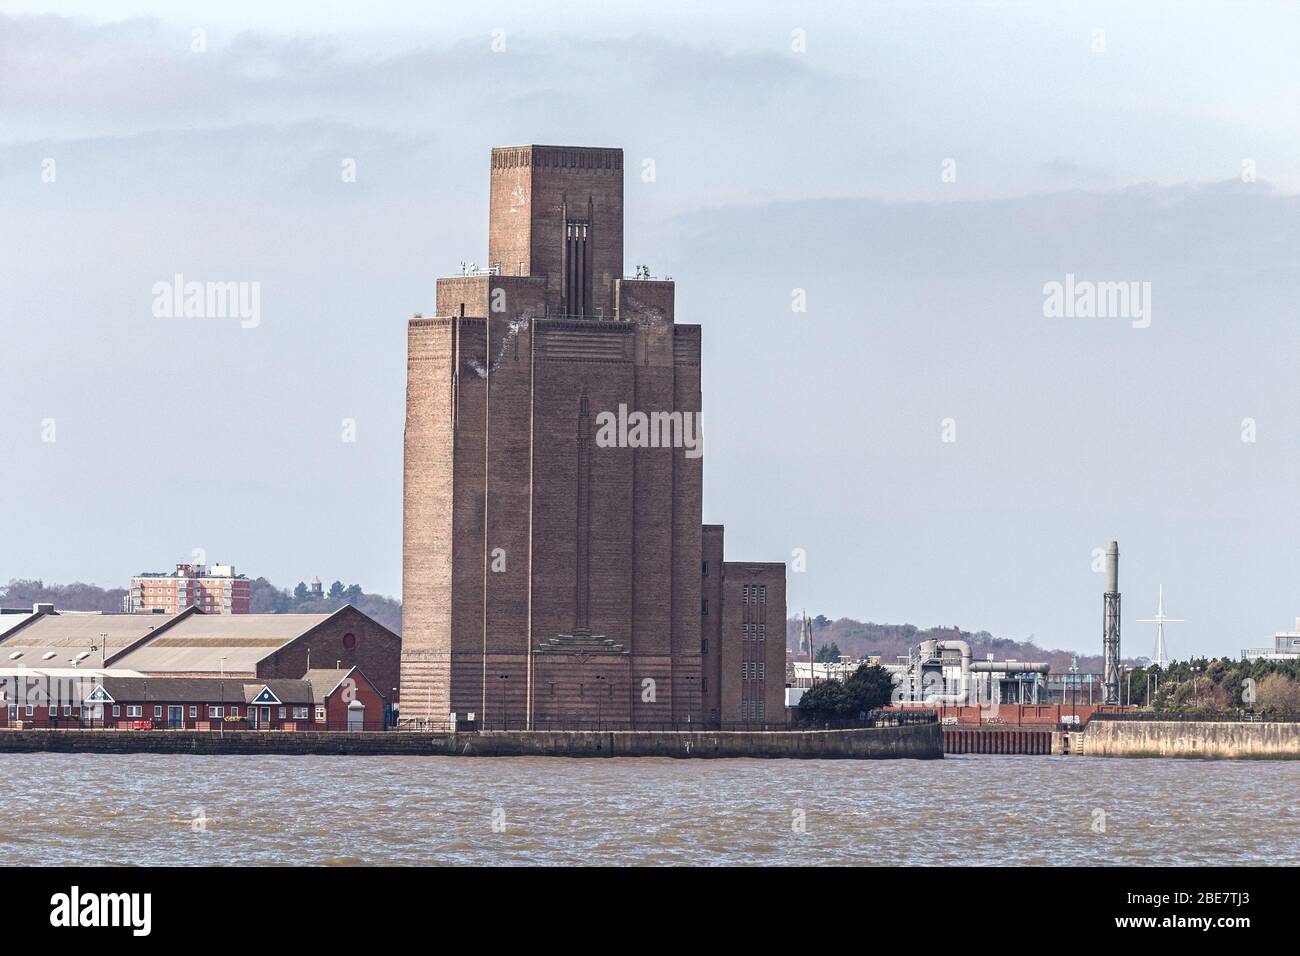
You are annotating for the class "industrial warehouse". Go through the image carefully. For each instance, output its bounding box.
[0,603,399,731]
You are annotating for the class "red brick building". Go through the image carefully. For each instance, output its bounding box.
[2,667,386,731]
[103,604,400,701]
[401,145,786,729]
[0,604,401,726]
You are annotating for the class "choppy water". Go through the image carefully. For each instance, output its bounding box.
[4,753,1296,865]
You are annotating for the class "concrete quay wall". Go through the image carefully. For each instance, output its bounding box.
[0,723,942,759]
[1082,720,1300,759]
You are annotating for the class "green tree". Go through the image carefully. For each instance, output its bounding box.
[796,679,850,722]
[815,642,841,663]
[844,663,896,714]
[344,583,363,604]
[328,580,346,599]
[293,581,309,603]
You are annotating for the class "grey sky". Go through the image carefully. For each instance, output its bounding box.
[2,2,1297,659]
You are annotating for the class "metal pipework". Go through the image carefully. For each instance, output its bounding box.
[919,639,970,705]
[1106,541,1119,594]
[915,640,1049,705]
[971,660,1050,674]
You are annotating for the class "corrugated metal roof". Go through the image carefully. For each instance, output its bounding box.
[0,612,178,667]
[109,613,331,673]
[0,613,35,639]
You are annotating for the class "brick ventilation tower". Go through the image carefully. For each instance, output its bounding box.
[401,145,785,730]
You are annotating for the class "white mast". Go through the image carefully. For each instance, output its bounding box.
[1137,585,1183,667]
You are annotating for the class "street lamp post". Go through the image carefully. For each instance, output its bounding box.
[498,674,509,730]
[219,656,227,738]
[1069,656,1078,724]
[684,675,696,730]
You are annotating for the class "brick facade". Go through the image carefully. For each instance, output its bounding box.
[255,606,400,703]
[401,144,782,729]
[719,563,787,726]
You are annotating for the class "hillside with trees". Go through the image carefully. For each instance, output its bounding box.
[786,614,1300,714]
[1,576,402,634]
[247,578,401,634]
[0,579,128,612]
[787,615,1117,673]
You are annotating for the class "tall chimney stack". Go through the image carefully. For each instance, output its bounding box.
[1102,540,1121,705]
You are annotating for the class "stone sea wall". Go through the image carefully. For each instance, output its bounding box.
[0,722,942,759]
[1082,720,1300,758]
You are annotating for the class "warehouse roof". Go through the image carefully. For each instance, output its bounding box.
[0,611,35,640]
[107,612,335,674]
[0,610,184,668]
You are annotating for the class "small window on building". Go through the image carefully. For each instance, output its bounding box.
[209,706,224,718]
[701,599,708,616]
[701,638,708,655]
[702,560,708,577]
[278,707,286,719]
[294,706,309,720]
[189,706,197,718]
[230,705,239,717]
[112,705,120,717]
[63,705,72,716]
[127,705,142,718]
[153,705,162,718]
[25,705,33,717]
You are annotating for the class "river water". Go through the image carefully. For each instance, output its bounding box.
[5,753,1295,865]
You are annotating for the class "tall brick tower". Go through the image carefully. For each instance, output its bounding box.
[401,146,704,729]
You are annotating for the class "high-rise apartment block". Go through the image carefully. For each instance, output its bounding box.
[400,145,785,728]
[126,563,250,615]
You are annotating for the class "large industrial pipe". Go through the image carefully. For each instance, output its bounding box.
[922,639,972,705]
[971,661,1050,674]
